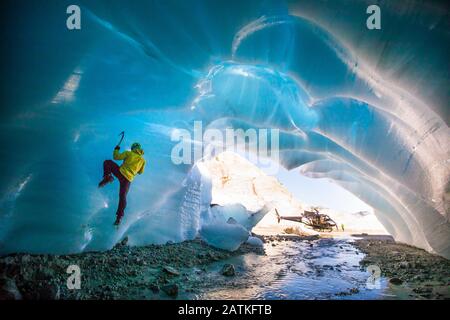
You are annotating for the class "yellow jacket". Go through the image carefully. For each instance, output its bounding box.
[113,148,146,182]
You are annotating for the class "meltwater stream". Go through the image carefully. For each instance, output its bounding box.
[194,238,392,300]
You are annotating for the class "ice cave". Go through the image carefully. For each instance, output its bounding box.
[0,0,449,260]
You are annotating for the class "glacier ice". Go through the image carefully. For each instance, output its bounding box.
[200,222,250,252]
[246,236,264,248]
[0,1,449,258]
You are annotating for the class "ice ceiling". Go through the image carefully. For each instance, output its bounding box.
[0,1,449,258]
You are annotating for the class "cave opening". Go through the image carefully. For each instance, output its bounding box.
[200,150,389,238]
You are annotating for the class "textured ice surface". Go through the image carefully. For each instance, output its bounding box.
[0,1,449,257]
[246,236,264,248]
[200,222,250,252]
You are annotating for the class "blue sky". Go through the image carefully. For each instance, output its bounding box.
[274,166,373,213]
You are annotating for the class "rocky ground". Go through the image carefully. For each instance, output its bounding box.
[354,238,450,299]
[1,235,449,300]
[0,237,264,300]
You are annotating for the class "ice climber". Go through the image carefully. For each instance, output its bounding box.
[98,142,146,226]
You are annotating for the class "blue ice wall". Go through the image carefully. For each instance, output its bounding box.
[0,0,449,257]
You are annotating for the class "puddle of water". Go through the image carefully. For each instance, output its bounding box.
[194,238,393,300]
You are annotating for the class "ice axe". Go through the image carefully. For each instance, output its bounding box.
[117,131,125,146]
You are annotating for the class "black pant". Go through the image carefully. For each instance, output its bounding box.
[103,160,130,218]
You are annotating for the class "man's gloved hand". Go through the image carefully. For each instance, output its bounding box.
[114,145,120,150]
